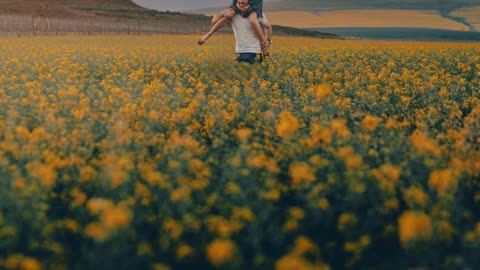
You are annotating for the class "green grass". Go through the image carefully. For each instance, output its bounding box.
[311,27,480,41]
[273,25,339,38]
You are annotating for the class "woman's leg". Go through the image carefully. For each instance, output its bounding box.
[198,9,235,45]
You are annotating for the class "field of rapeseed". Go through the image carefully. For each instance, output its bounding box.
[0,34,479,270]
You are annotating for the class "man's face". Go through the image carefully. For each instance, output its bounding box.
[238,0,249,7]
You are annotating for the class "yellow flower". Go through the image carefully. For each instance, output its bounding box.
[236,128,252,142]
[86,198,114,215]
[5,254,23,269]
[276,255,309,270]
[329,119,350,138]
[163,219,183,239]
[283,220,300,232]
[262,189,281,201]
[398,211,432,244]
[403,186,429,208]
[377,164,402,182]
[79,165,96,182]
[176,244,194,259]
[84,223,108,242]
[292,236,317,255]
[361,115,381,132]
[20,258,43,270]
[384,198,399,210]
[232,207,255,222]
[317,198,329,210]
[309,155,330,168]
[170,187,191,202]
[206,239,236,266]
[12,177,26,190]
[70,188,87,207]
[247,153,280,173]
[428,169,458,196]
[410,130,441,156]
[29,162,57,188]
[102,203,132,230]
[289,207,305,220]
[63,219,80,233]
[15,125,30,140]
[229,155,242,168]
[310,84,332,101]
[336,146,353,159]
[344,154,363,171]
[247,153,268,169]
[289,162,316,187]
[372,163,402,192]
[337,213,357,231]
[276,111,300,140]
[309,124,332,146]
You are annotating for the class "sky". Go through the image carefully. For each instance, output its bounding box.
[132,0,279,12]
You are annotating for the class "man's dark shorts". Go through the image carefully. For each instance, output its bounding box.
[236,53,263,64]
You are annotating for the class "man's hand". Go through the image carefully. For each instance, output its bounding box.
[236,3,250,13]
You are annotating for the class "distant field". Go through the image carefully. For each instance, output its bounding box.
[266,10,469,30]
[263,0,480,12]
[192,0,480,13]
[313,27,480,41]
[452,6,480,30]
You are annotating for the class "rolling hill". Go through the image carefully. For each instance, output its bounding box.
[0,0,207,23]
[187,0,480,41]
[189,0,480,30]
[0,0,338,38]
[188,0,480,14]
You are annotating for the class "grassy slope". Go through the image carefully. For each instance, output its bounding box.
[0,0,208,24]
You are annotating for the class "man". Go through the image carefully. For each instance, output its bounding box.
[230,9,272,64]
[198,0,272,58]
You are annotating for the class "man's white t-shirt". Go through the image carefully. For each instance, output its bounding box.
[230,13,267,54]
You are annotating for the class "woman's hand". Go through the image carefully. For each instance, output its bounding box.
[236,3,250,13]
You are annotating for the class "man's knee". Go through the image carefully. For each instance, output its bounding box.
[212,14,222,24]
[224,8,235,17]
[213,9,235,24]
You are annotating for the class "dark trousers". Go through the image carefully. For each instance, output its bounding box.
[236,53,263,64]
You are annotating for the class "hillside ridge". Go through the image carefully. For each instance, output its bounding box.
[0,0,337,38]
[0,0,148,18]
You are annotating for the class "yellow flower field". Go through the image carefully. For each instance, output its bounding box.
[0,34,479,270]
